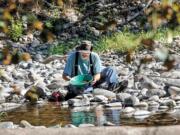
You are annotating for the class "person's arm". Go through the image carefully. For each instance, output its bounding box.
[62,52,74,81]
[92,73,101,85]
[91,52,102,85]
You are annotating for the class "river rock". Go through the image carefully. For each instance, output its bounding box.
[116,93,131,102]
[148,95,160,102]
[20,120,33,128]
[124,96,139,107]
[0,122,14,129]
[92,95,108,103]
[121,107,135,118]
[104,102,122,108]
[168,86,180,96]
[0,103,22,112]
[93,88,116,99]
[133,110,151,116]
[64,124,77,128]
[68,98,90,107]
[146,89,166,97]
[79,124,95,128]
[160,99,176,108]
[134,102,148,110]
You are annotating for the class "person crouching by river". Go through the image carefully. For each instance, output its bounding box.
[62,40,128,100]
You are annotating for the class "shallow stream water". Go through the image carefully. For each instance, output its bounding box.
[2,102,180,127]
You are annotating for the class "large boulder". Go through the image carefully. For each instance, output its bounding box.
[93,88,116,99]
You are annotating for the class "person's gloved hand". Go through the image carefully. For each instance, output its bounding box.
[91,79,97,86]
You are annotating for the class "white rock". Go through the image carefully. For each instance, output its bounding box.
[133,110,151,116]
[104,102,122,108]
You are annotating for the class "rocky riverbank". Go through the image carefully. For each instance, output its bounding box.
[0,35,180,128]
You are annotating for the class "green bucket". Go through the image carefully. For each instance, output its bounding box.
[70,74,93,88]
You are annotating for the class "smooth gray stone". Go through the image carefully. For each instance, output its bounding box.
[93,88,116,99]
[124,96,139,107]
[104,102,122,108]
[168,86,180,96]
[116,93,131,102]
[146,89,166,97]
[134,102,148,110]
[79,124,95,128]
[93,95,108,102]
[0,103,22,112]
[68,98,90,107]
[0,96,5,104]
[160,99,176,108]
[121,107,135,114]
[20,120,33,128]
[133,110,151,116]
[0,122,14,129]
[150,77,180,87]
[64,124,77,128]
[148,95,160,102]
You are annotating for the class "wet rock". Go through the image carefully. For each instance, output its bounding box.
[46,82,65,90]
[138,75,161,89]
[121,107,135,118]
[93,88,116,99]
[91,95,108,103]
[116,93,131,102]
[71,106,90,112]
[68,98,90,107]
[0,122,14,129]
[146,89,166,97]
[172,96,180,101]
[160,99,176,108]
[64,124,77,128]
[104,102,122,108]
[140,88,148,98]
[168,86,180,96]
[0,69,13,82]
[134,102,148,110]
[148,95,160,102]
[0,103,21,112]
[20,120,33,128]
[159,105,169,111]
[103,121,115,126]
[79,124,95,128]
[0,96,5,103]
[133,110,151,116]
[124,96,139,107]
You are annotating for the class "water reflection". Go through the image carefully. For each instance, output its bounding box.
[2,102,180,127]
[71,107,95,126]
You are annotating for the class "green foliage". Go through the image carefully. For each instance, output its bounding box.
[94,27,180,53]
[45,20,54,29]
[0,112,7,121]
[8,19,23,41]
[27,14,38,24]
[49,27,180,55]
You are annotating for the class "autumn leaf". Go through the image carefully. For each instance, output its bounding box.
[8,3,16,11]
[47,32,55,42]
[33,21,43,30]
[163,57,175,71]
[3,10,12,20]
[57,0,64,7]
[126,50,133,63]
[141,38,155,50]
[21,53,31,61]
[3,59,11,65]
[140,55,153,64]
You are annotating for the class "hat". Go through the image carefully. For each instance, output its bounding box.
[76,40,93,51]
